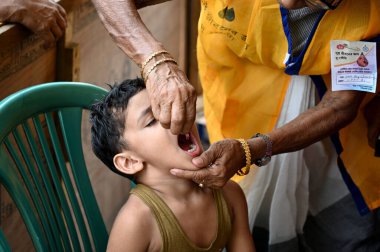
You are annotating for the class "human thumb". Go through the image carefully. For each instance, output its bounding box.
[192,144,218,167]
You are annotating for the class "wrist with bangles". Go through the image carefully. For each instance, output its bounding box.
[252,133,273,167]
[236,139,251,176]
[236,133,273,176]
[140,50,178,82]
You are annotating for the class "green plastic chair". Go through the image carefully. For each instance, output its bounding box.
[0,82,109,251]
[0,229,11,252]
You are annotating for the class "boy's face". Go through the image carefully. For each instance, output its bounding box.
[120,90,203,171]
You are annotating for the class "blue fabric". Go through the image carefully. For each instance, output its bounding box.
[280,7,292,59]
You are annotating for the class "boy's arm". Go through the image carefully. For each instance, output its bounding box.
[107,195,157,252]
[223,181,256,252]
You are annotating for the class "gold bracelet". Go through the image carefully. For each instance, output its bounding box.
[236,139,251,176]
[143,58,178,82]
[140,50,168,70]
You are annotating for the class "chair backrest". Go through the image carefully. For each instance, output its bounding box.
[0,229,11,252]
[0,82,109,252]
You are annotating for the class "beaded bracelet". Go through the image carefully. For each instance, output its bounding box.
[143,58,178,82]
[140,50,168,69]
[236,139,252,176]
[140,50,169,78]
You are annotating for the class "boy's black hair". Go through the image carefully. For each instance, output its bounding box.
[90,78,146,179]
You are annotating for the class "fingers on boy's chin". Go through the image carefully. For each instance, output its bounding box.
[171,163,199,172]
[179,164,199,171]
[192,156,207,166]
[170,168,185,176]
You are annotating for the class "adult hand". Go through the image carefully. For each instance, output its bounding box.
[92,0,196,134]
[364,95,380,149]
[170,139,245,188]
[145,61,197,135]
[0,0,67,48]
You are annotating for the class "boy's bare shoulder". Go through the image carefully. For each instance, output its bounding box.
[221,180,246,211]
[118,193,152,220]
[112,193,155,232]
[107,194,159,251]
[222,180,245,200]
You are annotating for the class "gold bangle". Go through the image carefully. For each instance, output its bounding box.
[140,50,168,70]
[236,139,251,176]
[143,58,177,82]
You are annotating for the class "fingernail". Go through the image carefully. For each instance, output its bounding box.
[170,169,178,175]
[192,158,201,166]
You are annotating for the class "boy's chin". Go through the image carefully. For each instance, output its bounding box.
[172,152,199,168]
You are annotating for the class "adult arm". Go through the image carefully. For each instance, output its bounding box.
[223,181,255,252]
[364,94,380,149]
[91,0,197,134]
[0,0,67,48]
[171,89,365,188]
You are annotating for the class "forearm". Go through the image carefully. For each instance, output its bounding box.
[176,90,366,188]
[364,94,380,148]
[91,0,166,65]
[248,90,365,157]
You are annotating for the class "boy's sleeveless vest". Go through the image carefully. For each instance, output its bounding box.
[130,184,232,252]
[197,0,380,211]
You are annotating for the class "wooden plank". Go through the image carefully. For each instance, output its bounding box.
[187,0,202,95]
[0,46,56,100]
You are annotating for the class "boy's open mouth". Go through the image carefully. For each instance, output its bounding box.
[178,132,200,156]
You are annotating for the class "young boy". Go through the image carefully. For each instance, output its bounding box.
[90,78,255,252]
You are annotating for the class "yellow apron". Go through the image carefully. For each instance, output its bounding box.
[197,0,380,211]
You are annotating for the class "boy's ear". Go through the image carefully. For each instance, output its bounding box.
[113,152,144,175]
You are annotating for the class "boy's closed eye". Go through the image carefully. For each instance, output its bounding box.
[138,105,158,128]
[146,117,157,127]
